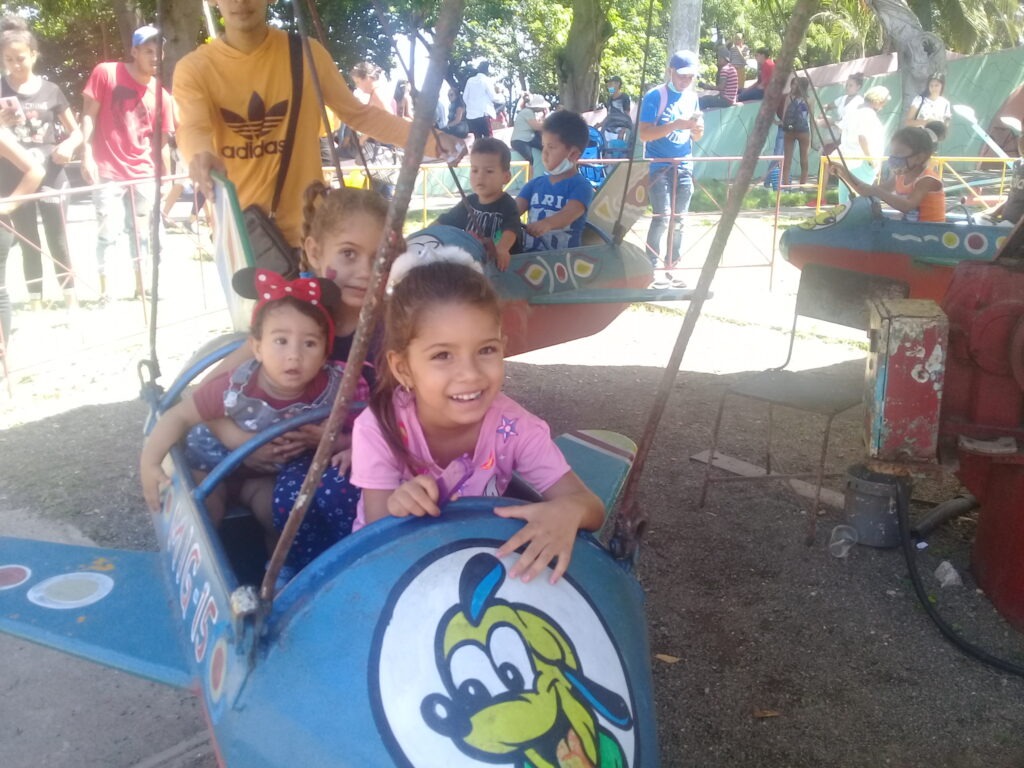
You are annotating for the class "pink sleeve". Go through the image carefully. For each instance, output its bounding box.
[512,412,571,493]
[350,408,405,491]
[191,371,230,421]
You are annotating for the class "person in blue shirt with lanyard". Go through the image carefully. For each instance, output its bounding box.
[639,50,705,288]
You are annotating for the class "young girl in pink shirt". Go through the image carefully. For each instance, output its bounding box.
[350,253,603,584]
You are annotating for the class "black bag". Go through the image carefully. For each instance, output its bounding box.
[242,32,303,278]
[443,120,469,139]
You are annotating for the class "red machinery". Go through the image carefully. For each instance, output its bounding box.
[866,252,1024,631]
[941,258,1024,631]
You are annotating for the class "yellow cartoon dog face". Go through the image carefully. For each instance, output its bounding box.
[420,553,632,767]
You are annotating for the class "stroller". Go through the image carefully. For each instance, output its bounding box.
[578,126,607,187]
[602,108,634,161]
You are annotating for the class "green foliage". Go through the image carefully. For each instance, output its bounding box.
[3,0,122,98]
[599,0,669,99]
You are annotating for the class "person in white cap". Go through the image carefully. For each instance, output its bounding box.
[81,24,173,301]
[638,49,704,286]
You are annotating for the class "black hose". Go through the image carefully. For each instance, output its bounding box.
[896,484,1024,677]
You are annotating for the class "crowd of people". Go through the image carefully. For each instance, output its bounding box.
[0,11,1017,335]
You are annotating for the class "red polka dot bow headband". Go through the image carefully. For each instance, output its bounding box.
[231,267,341,350]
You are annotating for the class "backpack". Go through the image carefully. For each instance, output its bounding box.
[645,84,671,125]
[783,97,808,133]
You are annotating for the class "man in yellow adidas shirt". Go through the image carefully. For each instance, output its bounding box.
[174,0,454,249]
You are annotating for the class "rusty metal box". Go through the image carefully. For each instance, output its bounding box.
[865,298,949,462]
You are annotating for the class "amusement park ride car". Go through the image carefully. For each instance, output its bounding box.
[0,160,680,767]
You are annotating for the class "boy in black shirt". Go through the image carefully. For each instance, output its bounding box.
[436,137,522,269]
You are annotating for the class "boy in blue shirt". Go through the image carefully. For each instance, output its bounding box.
[515,110,594,252]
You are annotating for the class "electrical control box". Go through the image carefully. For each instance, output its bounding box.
[864,298,948,462]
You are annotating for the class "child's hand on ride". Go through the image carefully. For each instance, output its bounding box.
[242,435,304,472]
[495,246,512,271]
[140,461,170,512]
[330,447,353,475]
[494,498,588,585]
[387,475,441,518]
[526,219,552,238]
[292,423,325,449]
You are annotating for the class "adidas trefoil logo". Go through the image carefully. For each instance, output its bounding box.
[220,92,289,160]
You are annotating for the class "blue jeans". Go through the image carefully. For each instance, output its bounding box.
[93,178,152,278]
[646,164,693,268]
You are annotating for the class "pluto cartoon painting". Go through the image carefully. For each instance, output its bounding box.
[372,546,638,768]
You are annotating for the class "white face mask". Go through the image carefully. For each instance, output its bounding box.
[545,156,574,176]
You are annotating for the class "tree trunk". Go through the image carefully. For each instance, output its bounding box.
[163,0,207,81]
[866,0,946,110]
[557,0,612,112]
[669,0,703,54]
[110,0,142,56]
[108,0,203,80]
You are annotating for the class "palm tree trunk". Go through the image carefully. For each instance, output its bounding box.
[866,0,946,110]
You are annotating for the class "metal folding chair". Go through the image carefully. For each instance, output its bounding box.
[697,264,909,543]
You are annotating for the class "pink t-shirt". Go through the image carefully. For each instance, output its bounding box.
[350,391,571,530]
[83,62,174,181]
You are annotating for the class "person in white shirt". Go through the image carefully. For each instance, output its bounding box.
[816,73,865,200]
[904,73,951,128]
[463,60,498,139]
[836,85,890,206]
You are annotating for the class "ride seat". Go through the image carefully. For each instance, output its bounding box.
[695,264,909,543]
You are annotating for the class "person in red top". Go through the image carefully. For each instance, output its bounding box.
[738,47,775,102]
[81,25,173,301]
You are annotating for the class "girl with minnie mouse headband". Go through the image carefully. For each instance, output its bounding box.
[141,268,368,564]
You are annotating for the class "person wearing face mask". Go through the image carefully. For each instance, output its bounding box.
[514,110,594,252]
[834,125,945,223]
[638,50,704,285]
[600,76,632,142]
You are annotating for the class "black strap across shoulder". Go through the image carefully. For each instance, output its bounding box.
[270,32,303,219]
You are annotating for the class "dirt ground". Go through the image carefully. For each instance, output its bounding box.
[1,206,1023,767]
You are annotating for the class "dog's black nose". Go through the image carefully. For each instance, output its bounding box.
[421,693,472,738]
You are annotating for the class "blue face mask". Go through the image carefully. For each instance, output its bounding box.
[608,86,616,94]
[888,155,910,171]
[545,156,575,176]
[666,80,681,94]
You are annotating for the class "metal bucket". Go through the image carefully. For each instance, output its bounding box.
[843,464,911,548]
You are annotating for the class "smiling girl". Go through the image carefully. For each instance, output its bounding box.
[350,254,603,584]
[0,17,81,312]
